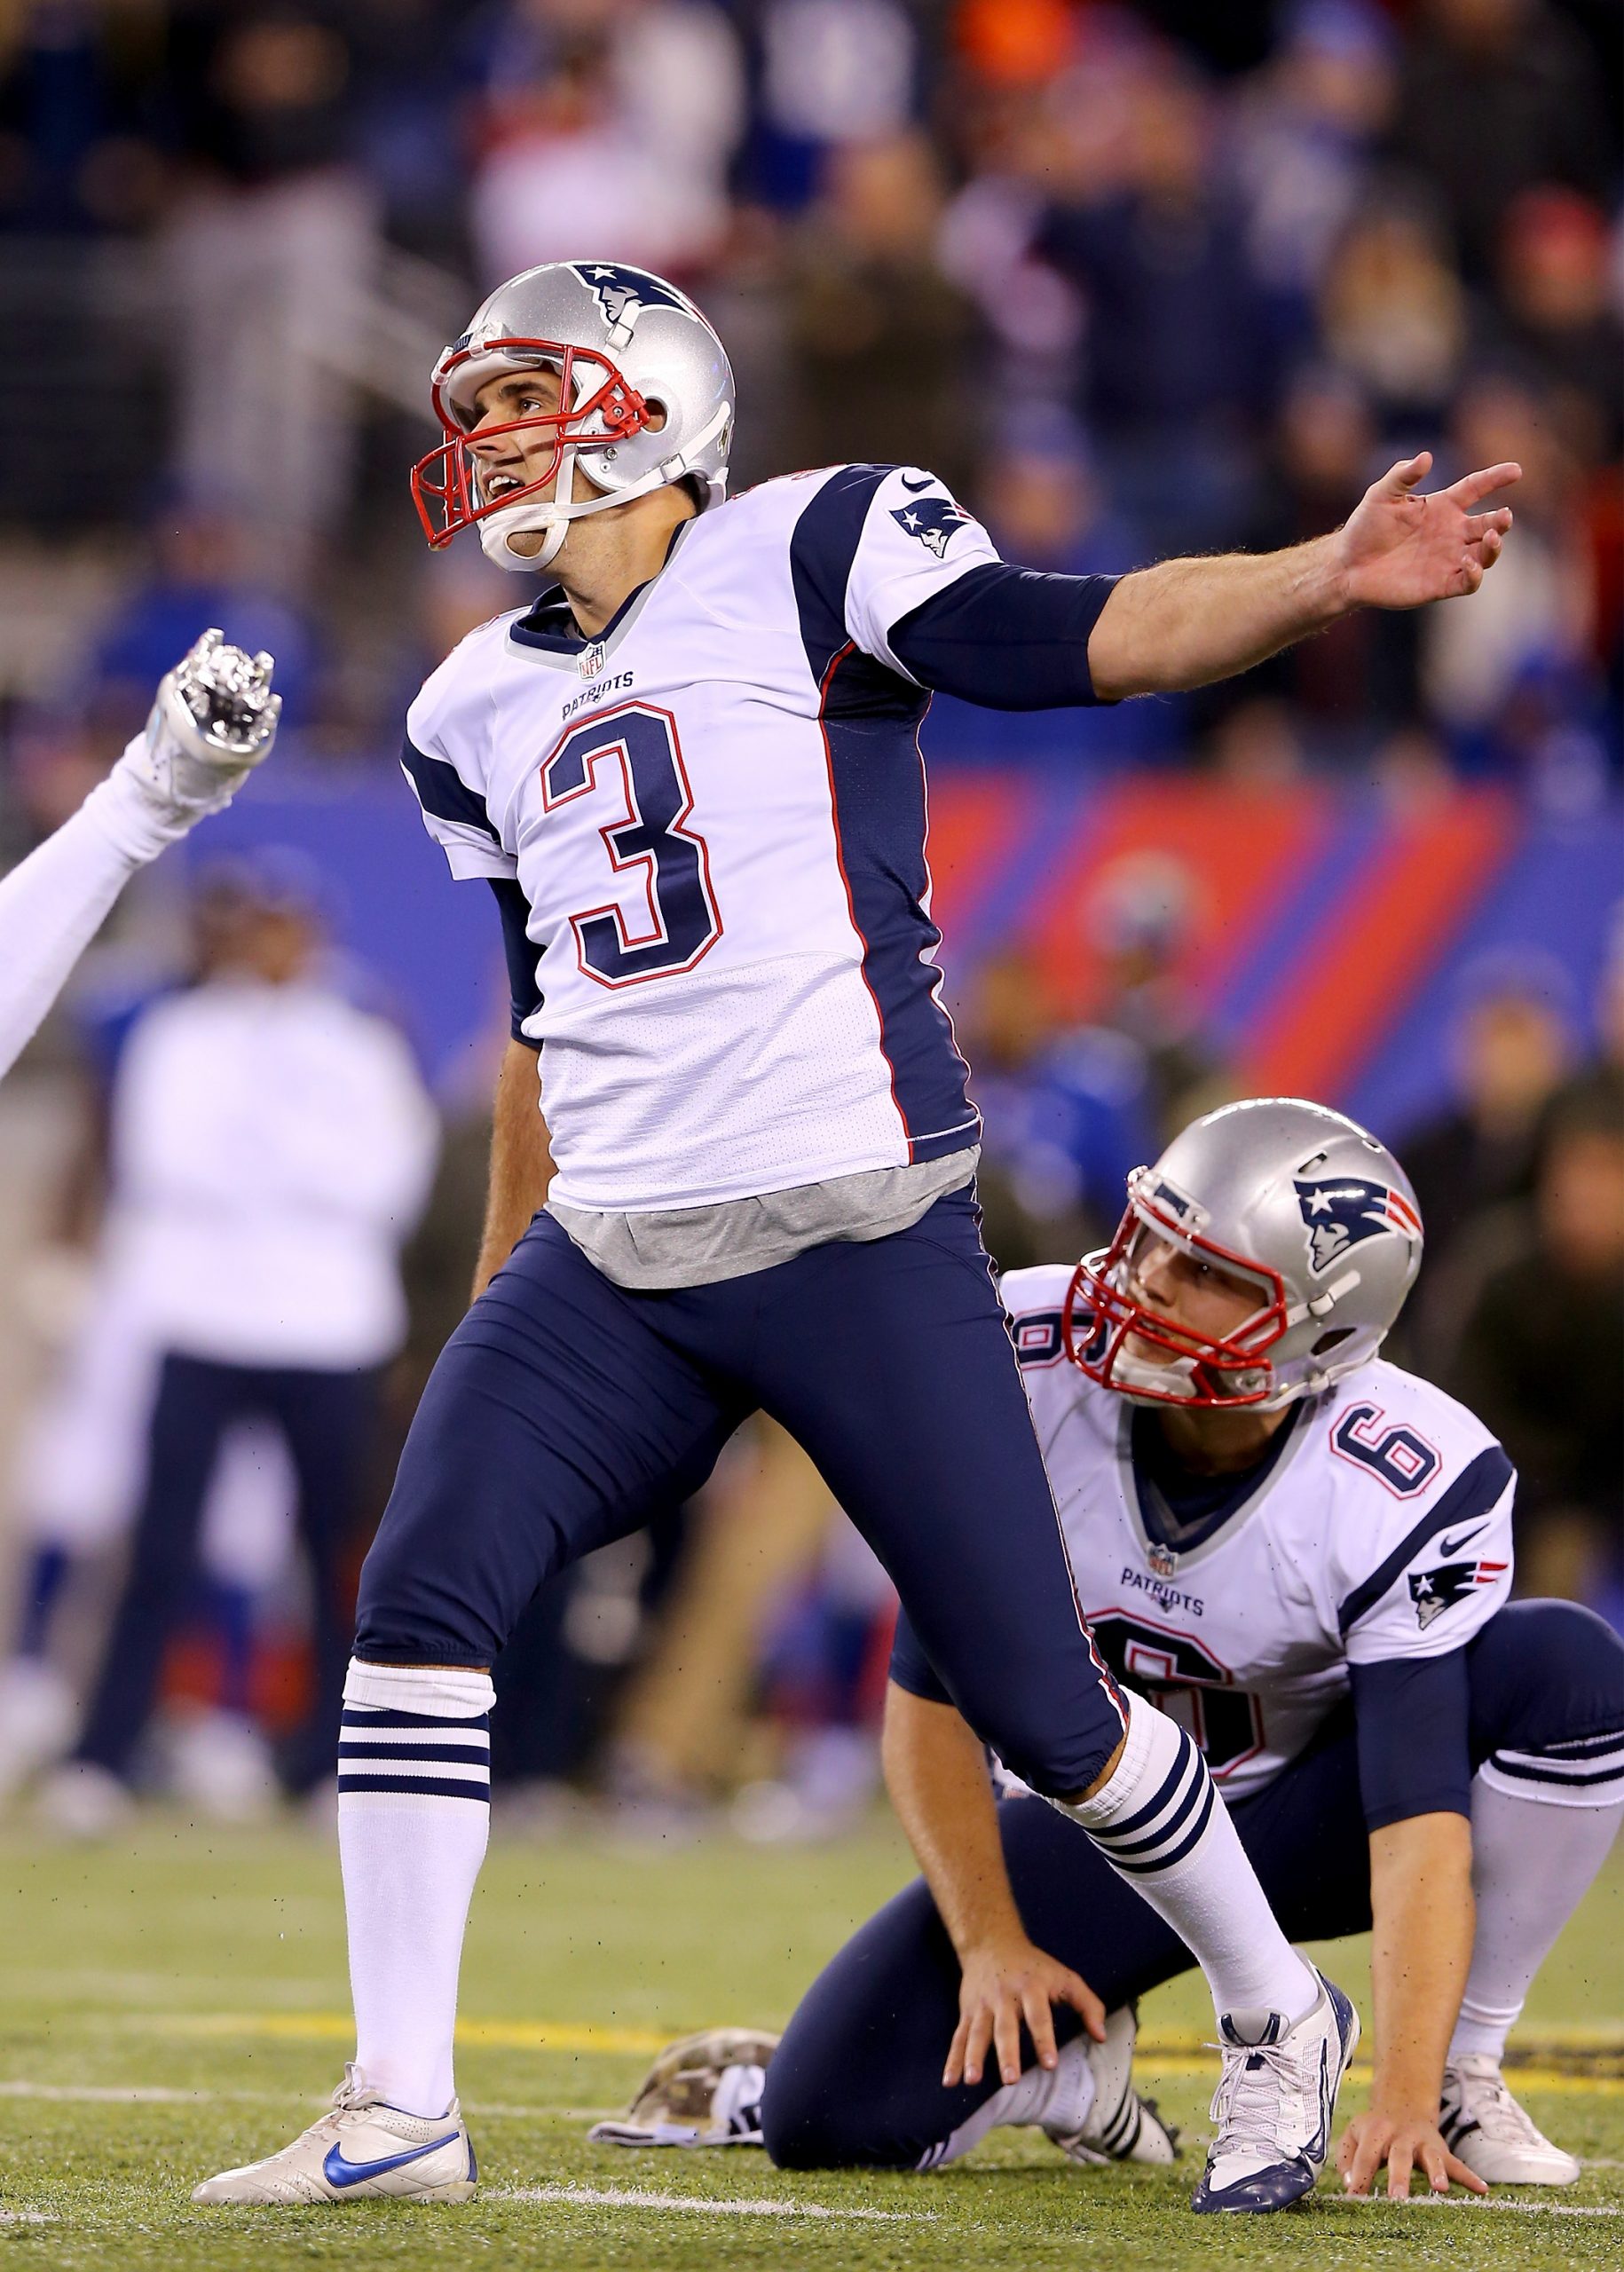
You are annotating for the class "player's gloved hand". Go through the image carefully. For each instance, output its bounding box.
[112,630,281,841]
[1337,2109,1488,2199]
[944,1932,1107,2090]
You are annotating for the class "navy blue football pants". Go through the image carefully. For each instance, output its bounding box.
[356,1189,1125,1796]
[762,1599,1624,2170]
[75,1353,379,1794]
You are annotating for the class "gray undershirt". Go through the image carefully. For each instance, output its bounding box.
[548,1145,981,1290]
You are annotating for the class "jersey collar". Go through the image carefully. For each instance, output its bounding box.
[508,517,696,667]
[1122,1400,1310,1566]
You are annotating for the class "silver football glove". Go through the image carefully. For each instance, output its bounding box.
[114,629,281,836]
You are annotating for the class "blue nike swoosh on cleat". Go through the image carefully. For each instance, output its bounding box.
[899,473,934,492]
[322,2134,461,2189]
[1439,1523,1489,1556]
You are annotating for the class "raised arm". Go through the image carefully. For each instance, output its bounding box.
[1086,454,1519,700]
[0,634,279,1080]
[882,1678,1104,2090]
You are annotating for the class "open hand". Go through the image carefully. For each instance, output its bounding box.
[944,1935,1105,2090]
[1334,453,1519,611]
[1337,2109,1489,2199]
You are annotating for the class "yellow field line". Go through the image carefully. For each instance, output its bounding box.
[142,2013,1624,2095]
[151,2013,671,2055]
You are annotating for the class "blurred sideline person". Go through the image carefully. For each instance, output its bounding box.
[198,256,1518,2214]
[43,860,438,1833]
[758,1102,1624,2195]
[1400,952,1575,1298]
[0,635,280,1083]
[1450,1080,1624,1619]
[609,1416,847,1812]
[0,872,311,1811]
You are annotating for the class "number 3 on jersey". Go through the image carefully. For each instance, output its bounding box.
[542,701,721,987]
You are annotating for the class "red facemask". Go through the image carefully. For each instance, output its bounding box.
[411,339,650,548]
[1063,1177,1290,1409]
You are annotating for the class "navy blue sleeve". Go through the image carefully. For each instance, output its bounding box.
[401,733,503,847]
[888,1608,954,1707]
[887,561,1121,711]
[1351,1650,1473,1830]
[486,878,542,1048]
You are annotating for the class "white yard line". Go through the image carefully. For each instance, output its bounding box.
[488,2182,933,2223]
[0,2082,281,2106]
[1328,2194,1622,2220]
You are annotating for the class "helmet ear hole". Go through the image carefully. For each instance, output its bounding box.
[1311,1327,1356,1357]
[643,398,668,433]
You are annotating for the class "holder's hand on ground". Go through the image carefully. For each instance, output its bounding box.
[1333,454,1520,611]
[114,630,281,838]
[1337,2109,1489,2199]
[944,1933,1106,2090]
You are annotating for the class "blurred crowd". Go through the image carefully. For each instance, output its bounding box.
[0,847,1613,1842]
[0,0,1617,1839]
[0,0,1620,824]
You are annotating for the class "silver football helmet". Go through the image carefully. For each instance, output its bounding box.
[1065,1098,1423,1410]
[412,260,735,572]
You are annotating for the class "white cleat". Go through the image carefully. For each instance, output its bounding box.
[35,1760,134,1841]
[1193,1969,1359,2213]
[193,2065,477,2204]
[0,1658,77,1800]
[1045,2007,1180,2166]
[1440,2055,1581,2186]
[163,1708,280,1825]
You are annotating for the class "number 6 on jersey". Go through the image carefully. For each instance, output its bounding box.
[542,701,721,987]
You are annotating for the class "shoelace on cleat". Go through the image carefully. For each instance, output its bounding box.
[1455,2067,1550,2148]
[1206,2038,1297,2163]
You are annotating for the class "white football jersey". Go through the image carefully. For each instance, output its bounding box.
[403,466,1000,1213]
[1001,1266,1516,1803]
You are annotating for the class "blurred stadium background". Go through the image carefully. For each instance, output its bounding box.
[0,0,1618,1843]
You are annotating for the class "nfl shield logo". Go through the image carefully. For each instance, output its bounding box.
[1148,1542,1178,1579]
[579,641,606,680]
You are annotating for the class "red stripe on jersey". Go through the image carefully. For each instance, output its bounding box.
[816,640,911,1157]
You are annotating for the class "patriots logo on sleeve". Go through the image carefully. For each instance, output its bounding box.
[1294,1177,1421,1275]
[891,494,973,559]
[1408,1557,1508,1630]
[569,263,695,328]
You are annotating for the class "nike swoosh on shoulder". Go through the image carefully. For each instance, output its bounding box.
[1439,1522,1489,1557]
[899,473,934,493]
[323,2133,461,2189]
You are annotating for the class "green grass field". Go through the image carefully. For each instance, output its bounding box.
[0,1810,1618,2270]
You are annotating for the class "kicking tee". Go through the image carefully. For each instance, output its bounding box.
[401,468,1113,1219]
[892,1265,1515,1809]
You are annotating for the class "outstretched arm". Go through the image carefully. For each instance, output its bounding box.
[882,1680,1105,2091]
[1086,454,1519,700]
[0,634,279,1081]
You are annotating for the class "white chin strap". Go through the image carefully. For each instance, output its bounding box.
[476,401,733,574]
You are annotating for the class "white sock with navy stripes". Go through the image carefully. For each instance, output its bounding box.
[1052,1698,1317,2026]
[338,1658,494,2118]
[1449,1769,1624,2063]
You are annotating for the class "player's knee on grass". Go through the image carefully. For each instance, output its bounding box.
[1469,1598,1624,1762]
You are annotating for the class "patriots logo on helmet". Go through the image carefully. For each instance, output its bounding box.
[569,263,694,329]
[1294,1177,1421,1276]
[1408,1557,1507,1630]
[891,495,973,559]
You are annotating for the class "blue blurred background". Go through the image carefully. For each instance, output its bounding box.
[0,0,1617,1834]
